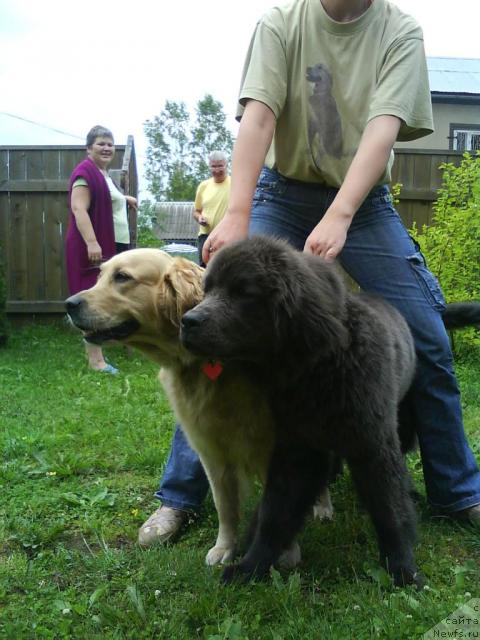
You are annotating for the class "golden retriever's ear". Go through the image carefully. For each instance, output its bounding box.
[161,258,204,326]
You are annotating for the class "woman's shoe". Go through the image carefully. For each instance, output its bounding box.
[99,363,119,375]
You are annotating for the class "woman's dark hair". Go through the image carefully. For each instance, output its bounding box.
[86,125,114,147]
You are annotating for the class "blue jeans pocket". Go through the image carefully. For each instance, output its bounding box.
[254,169,287,202]
[406,251,446,312]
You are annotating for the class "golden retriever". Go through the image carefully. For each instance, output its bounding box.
[66,248,322,567]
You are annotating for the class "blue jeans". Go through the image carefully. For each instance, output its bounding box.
[156,166,480,513]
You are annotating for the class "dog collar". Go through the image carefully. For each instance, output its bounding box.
[202,360,223,381]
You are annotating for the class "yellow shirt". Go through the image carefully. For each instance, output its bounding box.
[194,176,231,236]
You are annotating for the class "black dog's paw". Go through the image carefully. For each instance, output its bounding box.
[392,568,425,590]
[221,562,268,585]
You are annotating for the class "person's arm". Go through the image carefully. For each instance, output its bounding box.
[304,114,402,261]
[125,195,137,211]
[193,208,208,227]
[202,100,276,263]
[70,186,102,263]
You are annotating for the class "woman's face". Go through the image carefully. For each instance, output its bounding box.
[88,136,115,169]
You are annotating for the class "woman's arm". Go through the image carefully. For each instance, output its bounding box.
[125,195,137,210]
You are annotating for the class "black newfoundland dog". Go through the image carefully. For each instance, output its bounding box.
[180,235,478,588]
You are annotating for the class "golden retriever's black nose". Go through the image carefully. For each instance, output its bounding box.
[65,295,84,315]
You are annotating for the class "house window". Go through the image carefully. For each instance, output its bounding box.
[449,123,480,151]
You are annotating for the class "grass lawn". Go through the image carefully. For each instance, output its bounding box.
[1,320,480,639]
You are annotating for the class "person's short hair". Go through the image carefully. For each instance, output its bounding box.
[208,150,228,164]
[86,125,114,147]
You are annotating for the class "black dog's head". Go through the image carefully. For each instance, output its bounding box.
[180,236,349,365]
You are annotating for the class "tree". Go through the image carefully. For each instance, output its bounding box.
[144,94,234,201]
[190,95,235,180]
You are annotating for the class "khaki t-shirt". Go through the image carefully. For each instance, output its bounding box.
[237,0,434,187]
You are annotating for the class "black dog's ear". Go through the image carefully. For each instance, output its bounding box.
[160,258,204,327]
[276,255,350,355]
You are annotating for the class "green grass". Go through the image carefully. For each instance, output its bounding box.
[1,321,480,639]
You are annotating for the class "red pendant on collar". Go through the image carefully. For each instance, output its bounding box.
[202,360,223,380]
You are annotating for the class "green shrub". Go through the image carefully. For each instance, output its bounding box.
[0,245,8,346]
[410,152,480,355]
[136,199,163,249]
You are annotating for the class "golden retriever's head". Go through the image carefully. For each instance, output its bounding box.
[66,248,204,359]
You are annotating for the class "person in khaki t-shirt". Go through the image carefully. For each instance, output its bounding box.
[138,0,480,552]
[193,150,231,266]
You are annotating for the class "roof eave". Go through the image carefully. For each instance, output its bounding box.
[431,92,480,105]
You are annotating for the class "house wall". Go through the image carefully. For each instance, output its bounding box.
[396,103,480,151]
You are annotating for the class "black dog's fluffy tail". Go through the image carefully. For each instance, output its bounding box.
[443,302,480,330]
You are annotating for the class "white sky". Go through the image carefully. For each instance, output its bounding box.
[1,0,479,199]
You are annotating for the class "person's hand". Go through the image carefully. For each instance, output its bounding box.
[202,212,250,264]
[86,240,102,264]
[125,195,137,210]
[304,204,354,262]
[198,214,209,227]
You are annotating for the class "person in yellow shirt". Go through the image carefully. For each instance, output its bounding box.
[193,151,230,266]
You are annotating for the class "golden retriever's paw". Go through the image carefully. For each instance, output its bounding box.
[277,541,301,569]
[205,544,236,566]
[312,489,334,521]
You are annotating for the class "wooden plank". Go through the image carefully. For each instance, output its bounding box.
[43,149,59,181]
[0,150,11,298]
[44,191,68,299]
[122,136,133,171]
[0,145,85,151]
[6,300,66,313]
[392,152,414,190]
[394,148,463,158]
[0,149,8,182]
[397,199,413,230]
[399,189,437,201]
[9,150,27,180]
[0,193,9,300]
[26,149,44,179]
[43,149,61,180]
[412,153,432,191]
[9,192,28,300]
[430,154,448,191]
[0,150,8,252]
[414,200,433,230]
[26,193,46,300]
[60,149,83,179]
[0,179,69,192]
[24,152,47,304]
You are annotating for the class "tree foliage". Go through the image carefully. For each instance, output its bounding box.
[410,152,480,355]
[144,94,234,201]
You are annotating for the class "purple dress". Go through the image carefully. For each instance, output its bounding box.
[65,157,116,294]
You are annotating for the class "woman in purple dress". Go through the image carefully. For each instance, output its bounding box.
[65,125,137,374]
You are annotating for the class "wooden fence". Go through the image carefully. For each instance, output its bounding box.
[391,148,464,229]
[0,146,465,315]
[0,137,138,313]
